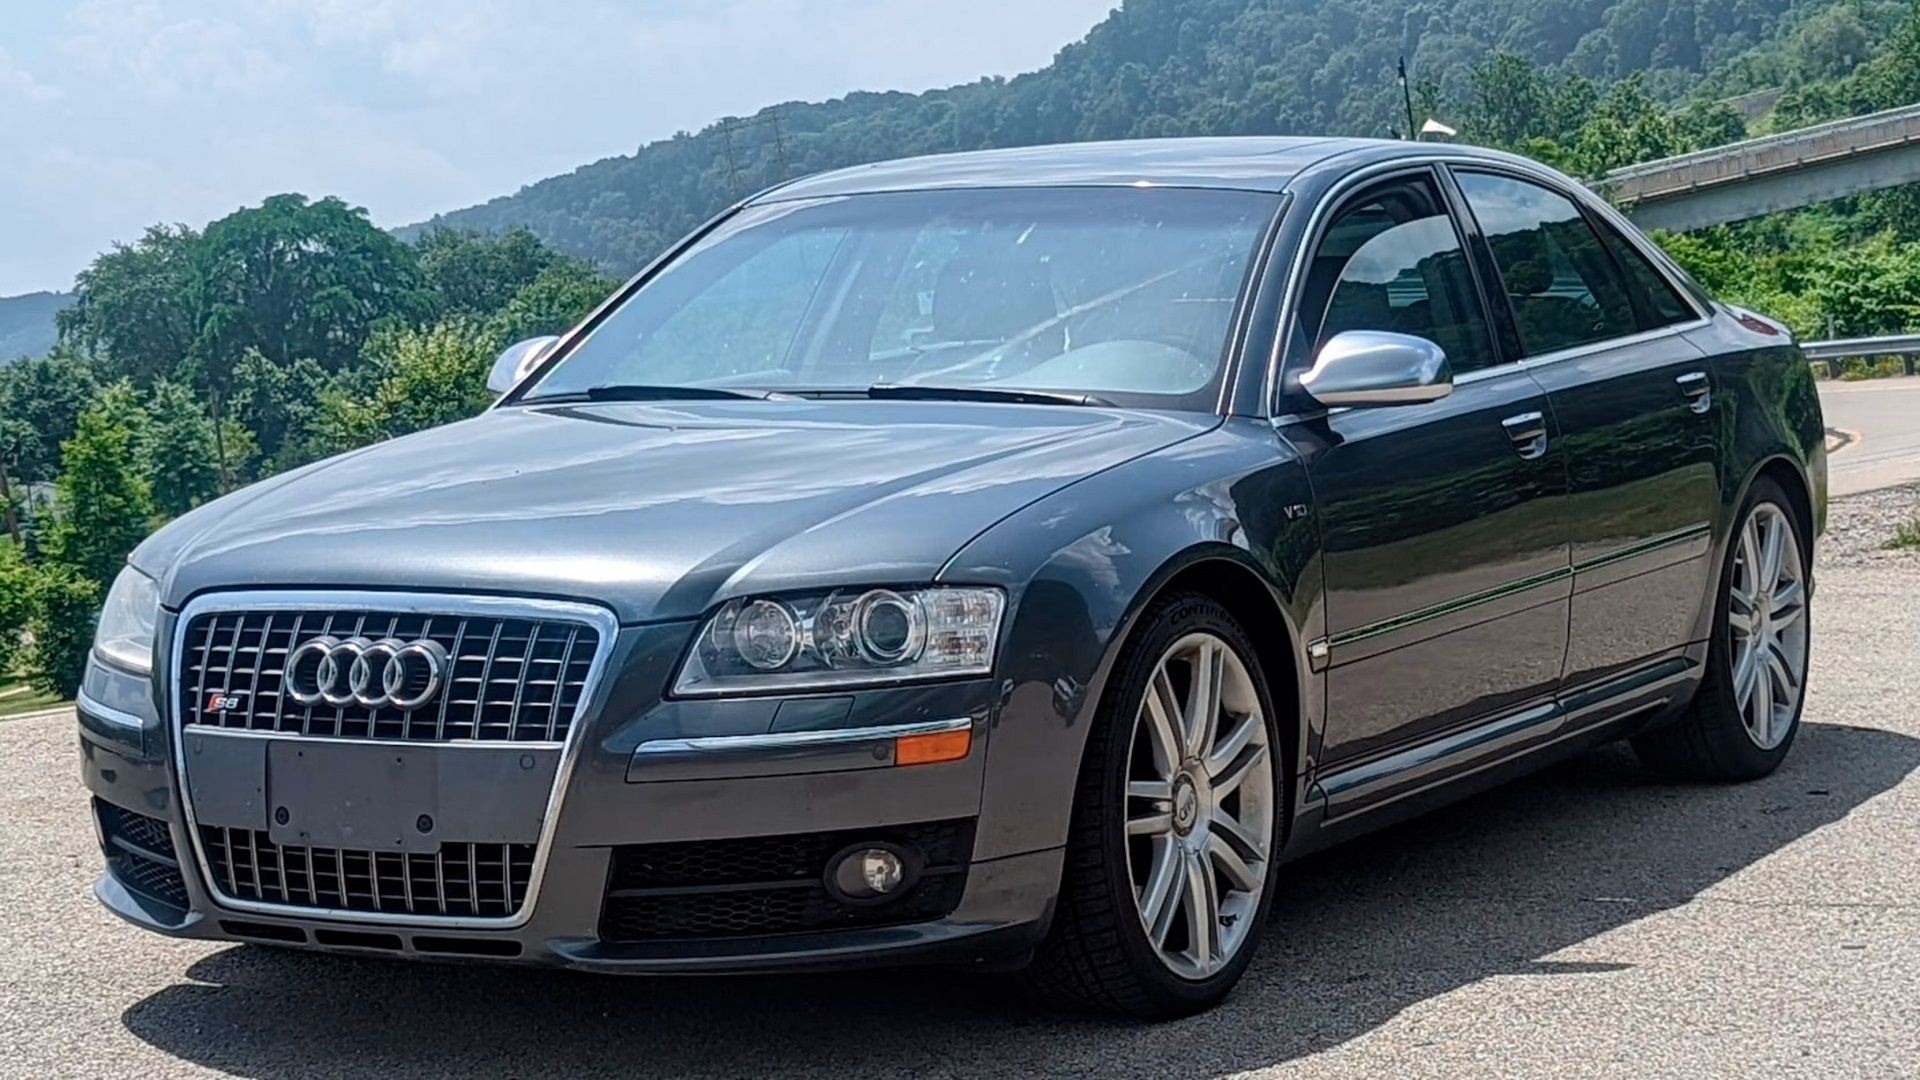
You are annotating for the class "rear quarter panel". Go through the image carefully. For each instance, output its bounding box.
[1684,309,1827,635]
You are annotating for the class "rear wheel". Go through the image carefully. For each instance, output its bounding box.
[1633,478,1810,780]
[1028,593,1282,1018]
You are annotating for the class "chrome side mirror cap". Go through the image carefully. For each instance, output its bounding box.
[487,335,562,396]
[1300,330,1453,409]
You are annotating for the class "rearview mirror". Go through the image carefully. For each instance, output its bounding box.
[487,335,561,396]
[1300,330,1453,409]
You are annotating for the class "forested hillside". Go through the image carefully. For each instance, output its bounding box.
[0,292,72,363]
[416,0,1871,275]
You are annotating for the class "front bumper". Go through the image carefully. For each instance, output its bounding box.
[78,612,1063,974]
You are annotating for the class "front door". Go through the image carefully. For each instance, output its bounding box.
[1280,170,1571,772]
[1450,168,1721,693]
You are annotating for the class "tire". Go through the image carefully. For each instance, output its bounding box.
[1027,591,1284,1019]
[1632,477,1811,781]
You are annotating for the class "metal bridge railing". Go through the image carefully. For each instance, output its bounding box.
[1801,334,1920,377]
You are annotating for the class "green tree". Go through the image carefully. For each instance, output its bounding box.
[60,194,435,489]
[416,226,563,319]
[228,350,328,474]
[485,261,619,345]
[0,542,30,676]
[24,565,99,697]
[41,403,158,593]
[0,348,101,484]
[309,320,497,454]
[1465,52,1559,147]
[57,224,203,386]
[192,194,433,483]
[0,419,39,548]
[141,379,224,517]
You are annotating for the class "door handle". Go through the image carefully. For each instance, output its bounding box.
[1677,371,1712,414]
[1502,411,1549,460]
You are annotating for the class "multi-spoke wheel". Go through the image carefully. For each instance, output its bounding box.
[1124,633,1273,980]
[1633,479,1811,781]
[1029,593,1282,1018]
[1727,503,1808,750]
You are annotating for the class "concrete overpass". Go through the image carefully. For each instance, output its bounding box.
[1606,101,1920,231]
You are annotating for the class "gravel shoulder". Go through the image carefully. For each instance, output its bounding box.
[3,489,1918,1079]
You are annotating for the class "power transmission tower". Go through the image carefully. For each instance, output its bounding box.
[714,108,793,197]
[718,117,743,196]
[767,107,791,181]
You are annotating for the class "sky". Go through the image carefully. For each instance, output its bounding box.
[0,0,1118,297]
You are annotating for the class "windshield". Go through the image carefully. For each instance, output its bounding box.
[516,187,1278,410]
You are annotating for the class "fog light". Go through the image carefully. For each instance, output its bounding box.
[827,843,919,903]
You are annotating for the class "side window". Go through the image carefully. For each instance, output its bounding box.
[1300,175,1499,375]
[1454,171,1639,356]
[1592,218,1696,328]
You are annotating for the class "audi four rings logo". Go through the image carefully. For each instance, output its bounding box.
[285,635,450,710]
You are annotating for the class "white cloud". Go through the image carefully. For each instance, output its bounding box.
[0,0,1118,295]
[0,47,60,102]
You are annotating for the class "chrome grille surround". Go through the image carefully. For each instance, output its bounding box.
[170,591,619,929]
[179,609,597,743]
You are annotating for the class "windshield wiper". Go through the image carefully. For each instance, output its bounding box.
[860,384,1112,407]
[526,384,782,404]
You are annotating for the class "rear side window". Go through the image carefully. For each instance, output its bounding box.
[1454,171,1638,357]
[1593,219,1696,327]
[1300,174,1499,375]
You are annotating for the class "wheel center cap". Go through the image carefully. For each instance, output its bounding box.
[1172,778,1199,836]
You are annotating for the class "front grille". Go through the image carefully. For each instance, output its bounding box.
[179,609,598,743]
[200,826,534,918]
[97,801,191,909]
[599,820,972,942]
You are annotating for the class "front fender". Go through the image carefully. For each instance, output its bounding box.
[943,419,1321,861]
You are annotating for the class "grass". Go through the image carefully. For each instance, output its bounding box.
[1891,518,1920,552]
[1831,356,1917,381]
[0,674,66,720]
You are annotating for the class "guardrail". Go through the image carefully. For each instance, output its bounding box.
[1802,333,1920,378]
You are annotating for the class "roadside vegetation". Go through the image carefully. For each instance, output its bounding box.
[1891,518,1920,550]
[0,215,616,697]
[5,0,1920,695]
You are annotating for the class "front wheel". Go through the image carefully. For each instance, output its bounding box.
[1027,593,1283,1018]
[1633,478,1811,781]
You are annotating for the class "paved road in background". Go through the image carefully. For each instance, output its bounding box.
[1820,375,1920,496]
[5,499,1919,1079]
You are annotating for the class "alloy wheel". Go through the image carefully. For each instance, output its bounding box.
[1728,503,1808,751]
[1123,631,1274,980]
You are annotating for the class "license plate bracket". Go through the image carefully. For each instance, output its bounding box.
[267,741,442,853]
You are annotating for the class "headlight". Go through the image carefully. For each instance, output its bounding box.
[673,586,1004,695]
[93,566,160,675]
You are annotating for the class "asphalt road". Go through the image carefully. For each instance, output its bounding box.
[1819,375,1920,497]
[4,492,1919,1079]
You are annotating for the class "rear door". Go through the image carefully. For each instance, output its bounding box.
[1449,167,1719,694]
[1281,168,1571,773]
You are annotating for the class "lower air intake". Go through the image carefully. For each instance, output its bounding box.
[598,819,973,942]
[200,826,534,919]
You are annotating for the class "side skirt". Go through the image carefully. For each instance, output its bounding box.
[1283,646,1704,861]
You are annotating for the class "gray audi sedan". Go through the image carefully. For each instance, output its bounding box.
[80,137,1825,1018]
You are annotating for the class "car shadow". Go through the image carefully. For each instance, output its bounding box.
[121,722,1919,1079]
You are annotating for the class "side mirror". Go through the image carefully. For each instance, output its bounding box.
[487,335,561,396]
[1299,330,1453,409]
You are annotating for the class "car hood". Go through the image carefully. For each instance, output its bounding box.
[139,399,1215,623]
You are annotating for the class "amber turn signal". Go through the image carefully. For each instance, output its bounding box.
[894,727,971,766]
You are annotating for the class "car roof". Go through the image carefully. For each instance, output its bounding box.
[753,137,1434,202]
